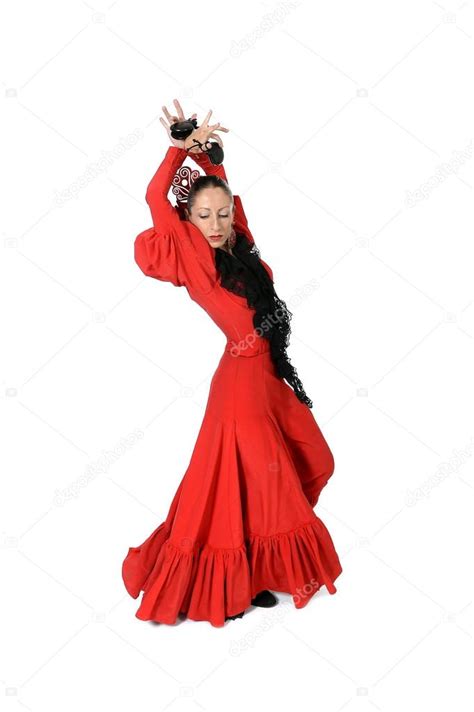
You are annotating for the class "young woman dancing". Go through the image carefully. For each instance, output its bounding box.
[122,99,342,627]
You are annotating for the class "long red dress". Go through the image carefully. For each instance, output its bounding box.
[121,145,342,627]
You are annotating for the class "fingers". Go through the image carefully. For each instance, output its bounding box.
[165,101,226,130]
[162,105,174,124]
[159,116,171,133]
[209,132,223,147]
[161,113,177,128]
[207,122,225,135]
[202,108,230,132]
[173,98,185,119]
[208,123,230,134]
[163,99,188,123]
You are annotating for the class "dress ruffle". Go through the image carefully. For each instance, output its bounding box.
[122,517,342,628]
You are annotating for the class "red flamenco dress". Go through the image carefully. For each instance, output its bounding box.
[121,145,343,626]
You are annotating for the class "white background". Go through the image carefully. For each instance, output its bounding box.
[1,0,473,710]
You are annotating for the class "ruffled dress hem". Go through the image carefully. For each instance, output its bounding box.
[122,518,342,628]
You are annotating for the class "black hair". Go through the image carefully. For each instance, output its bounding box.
[186,174,232,215]
[186,175,313,408]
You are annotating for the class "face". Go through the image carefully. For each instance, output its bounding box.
[185,187,235,250]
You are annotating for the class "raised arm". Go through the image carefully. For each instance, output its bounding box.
[156,100,255,245]
[145,146,187,233]
[135,145,216,291]
[146,100,228,231]
[188,148,228,181]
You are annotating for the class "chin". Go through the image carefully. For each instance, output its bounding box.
[207,238,227,249]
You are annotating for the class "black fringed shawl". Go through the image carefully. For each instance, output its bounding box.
[214,232,313,409]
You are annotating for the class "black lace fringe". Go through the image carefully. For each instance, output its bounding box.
[214,233,313,409]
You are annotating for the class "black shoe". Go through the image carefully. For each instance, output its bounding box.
[225,610,245,621]
[251,590,278,608]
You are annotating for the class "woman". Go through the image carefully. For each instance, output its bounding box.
[122,99,342,627]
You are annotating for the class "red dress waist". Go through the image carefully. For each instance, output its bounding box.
[224,339,271,358]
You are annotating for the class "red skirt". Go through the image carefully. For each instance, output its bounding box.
[122,346,342,627]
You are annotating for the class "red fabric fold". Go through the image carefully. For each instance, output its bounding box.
[122,519,342,628]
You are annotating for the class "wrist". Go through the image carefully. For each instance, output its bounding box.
[184,134,205,154]
[168,144,187,154]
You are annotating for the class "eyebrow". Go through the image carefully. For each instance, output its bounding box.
[197,207,230,212]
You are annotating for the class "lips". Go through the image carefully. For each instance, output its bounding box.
[209,235,223,241]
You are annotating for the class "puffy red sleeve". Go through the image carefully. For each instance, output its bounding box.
[134,146,217,292]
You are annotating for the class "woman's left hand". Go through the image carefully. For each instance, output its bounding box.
[183,108,229,153]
